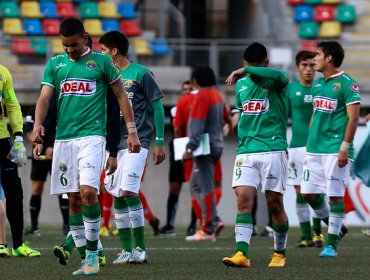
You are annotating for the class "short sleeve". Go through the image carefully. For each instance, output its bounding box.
[41,58,56,88]
[344,81,361,106]
[143,71,164,102]
[103,55,121,85]
[235,82,243,110]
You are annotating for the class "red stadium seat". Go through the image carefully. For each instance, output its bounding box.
[56,2,76,18]
[12,38,34,54]
[43,19,60,36]
[120,19,142,37]
[301,40,317,52]
[287,0,305,5]
[314,5,335,22]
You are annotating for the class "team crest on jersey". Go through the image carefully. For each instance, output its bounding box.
[314,96,337,112]
[59,162,67,172]
[350,83,360,92]
[60,78,96,97]
[242,98,269,115]
[86,60,96,70]
[296,91,301,96]
[124,80,133,89]
[332,83,341,90]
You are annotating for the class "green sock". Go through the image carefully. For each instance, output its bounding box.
[126,196,145,250]
[114,198,132,252]
[235,213,253,257]
[69,214,86,259]
[83,203,101,251]
[63,232,75,254]
[312,218,322,235]
[271,221,289,256]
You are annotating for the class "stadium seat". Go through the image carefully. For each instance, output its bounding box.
[23,19,44,35]
[314,5,335,22]
[52,38,64,54]
[299,21,319,38]
[118,2,137,19]
[336,5,356,23]
[31,39,48,55]
[80,2,100,18]
[319,21,341,37]
[91,40,101,51]
[84,19,103,36]
[150,39,171,55]
[294,5,314,22]
[287,0,305,5]
[305,0,322,4]
[133,38,152,55]
[98,2,120,18]
[3,18,25,35]
[21,1,43,18]
[322,0,342,4]
[40,2,59,18]
[102,19,120,32]
[12,38,34,54]
[301,40,317,51]
[56,2,76,18]
[120,19,142,37]
[43,19,60,36]
[0,2,20,17]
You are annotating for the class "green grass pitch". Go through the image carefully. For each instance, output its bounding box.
[1,226,369,279]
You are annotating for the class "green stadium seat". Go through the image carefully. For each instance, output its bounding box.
[336,5,356,23]
[299,21,319,38]
[31,39,48,55]
[80,2,100,18]
[305,0,322,4]
[0,2,20,17]
[319,21,341,38]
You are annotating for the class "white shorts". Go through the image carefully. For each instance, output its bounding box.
[51,136,106,195]
[104,148,148,197]
[300,154,351,197]
[232,152,288,194]
[287,147,306,186]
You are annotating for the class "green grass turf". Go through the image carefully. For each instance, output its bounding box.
[1,226,369,279]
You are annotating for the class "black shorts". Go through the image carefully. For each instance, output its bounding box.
[168,140,184,183]
[30,158,52,181]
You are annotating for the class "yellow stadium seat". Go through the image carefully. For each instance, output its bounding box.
[322,0,342,4]
[3,18,25,35]
[21,1,43,18]
[98,2,120,18]
[83,19,104,37]
[133,38,152,56]
[320,21,341,38]
[52,38,64,54]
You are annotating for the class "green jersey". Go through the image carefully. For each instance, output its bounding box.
[235,66,289,154]
[118,61,164,150]
[41,49,121,140]
[287,81,313,148]
[306,71,361,158]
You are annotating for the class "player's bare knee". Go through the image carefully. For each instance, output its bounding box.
[123,190,136,198]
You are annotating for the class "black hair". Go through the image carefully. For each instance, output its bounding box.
[182,80,192,86]
[317,41,345,68]
[99,31,129,56]
[191,66,216,87]
[59,18,85,37]
[295,50,316,66]
[243,42,268,64]
[86,33,93,49]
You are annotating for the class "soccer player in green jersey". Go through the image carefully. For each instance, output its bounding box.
[99,31,165,264]
[287,51,324,248]
[32,19,140,276]
[222,42,289,268]
[301,41,361,258]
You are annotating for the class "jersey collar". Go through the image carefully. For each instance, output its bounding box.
[80,47,92,58]
[326,71,344,81]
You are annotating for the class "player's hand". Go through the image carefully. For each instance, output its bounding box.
[33,144,44,160]
[182,151,193,162]
[105,156,117,175]
[223,123,231,137]
[7,136,27,167]
[32,124,45,144]
[337,150,348,168]
[127,132,141,153]
[45,147,53,160]
[153,146,165,165]
[225,68,245,86]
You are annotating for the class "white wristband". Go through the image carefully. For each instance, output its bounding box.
[340,141,350,151]
[128,127,137,134]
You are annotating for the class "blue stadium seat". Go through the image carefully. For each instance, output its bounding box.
[102,19,120,32]
[23,19,44,36]
[150,40,171,55]
[294,5,314,22]
[40,2,59,18]
[118,2,137,19]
